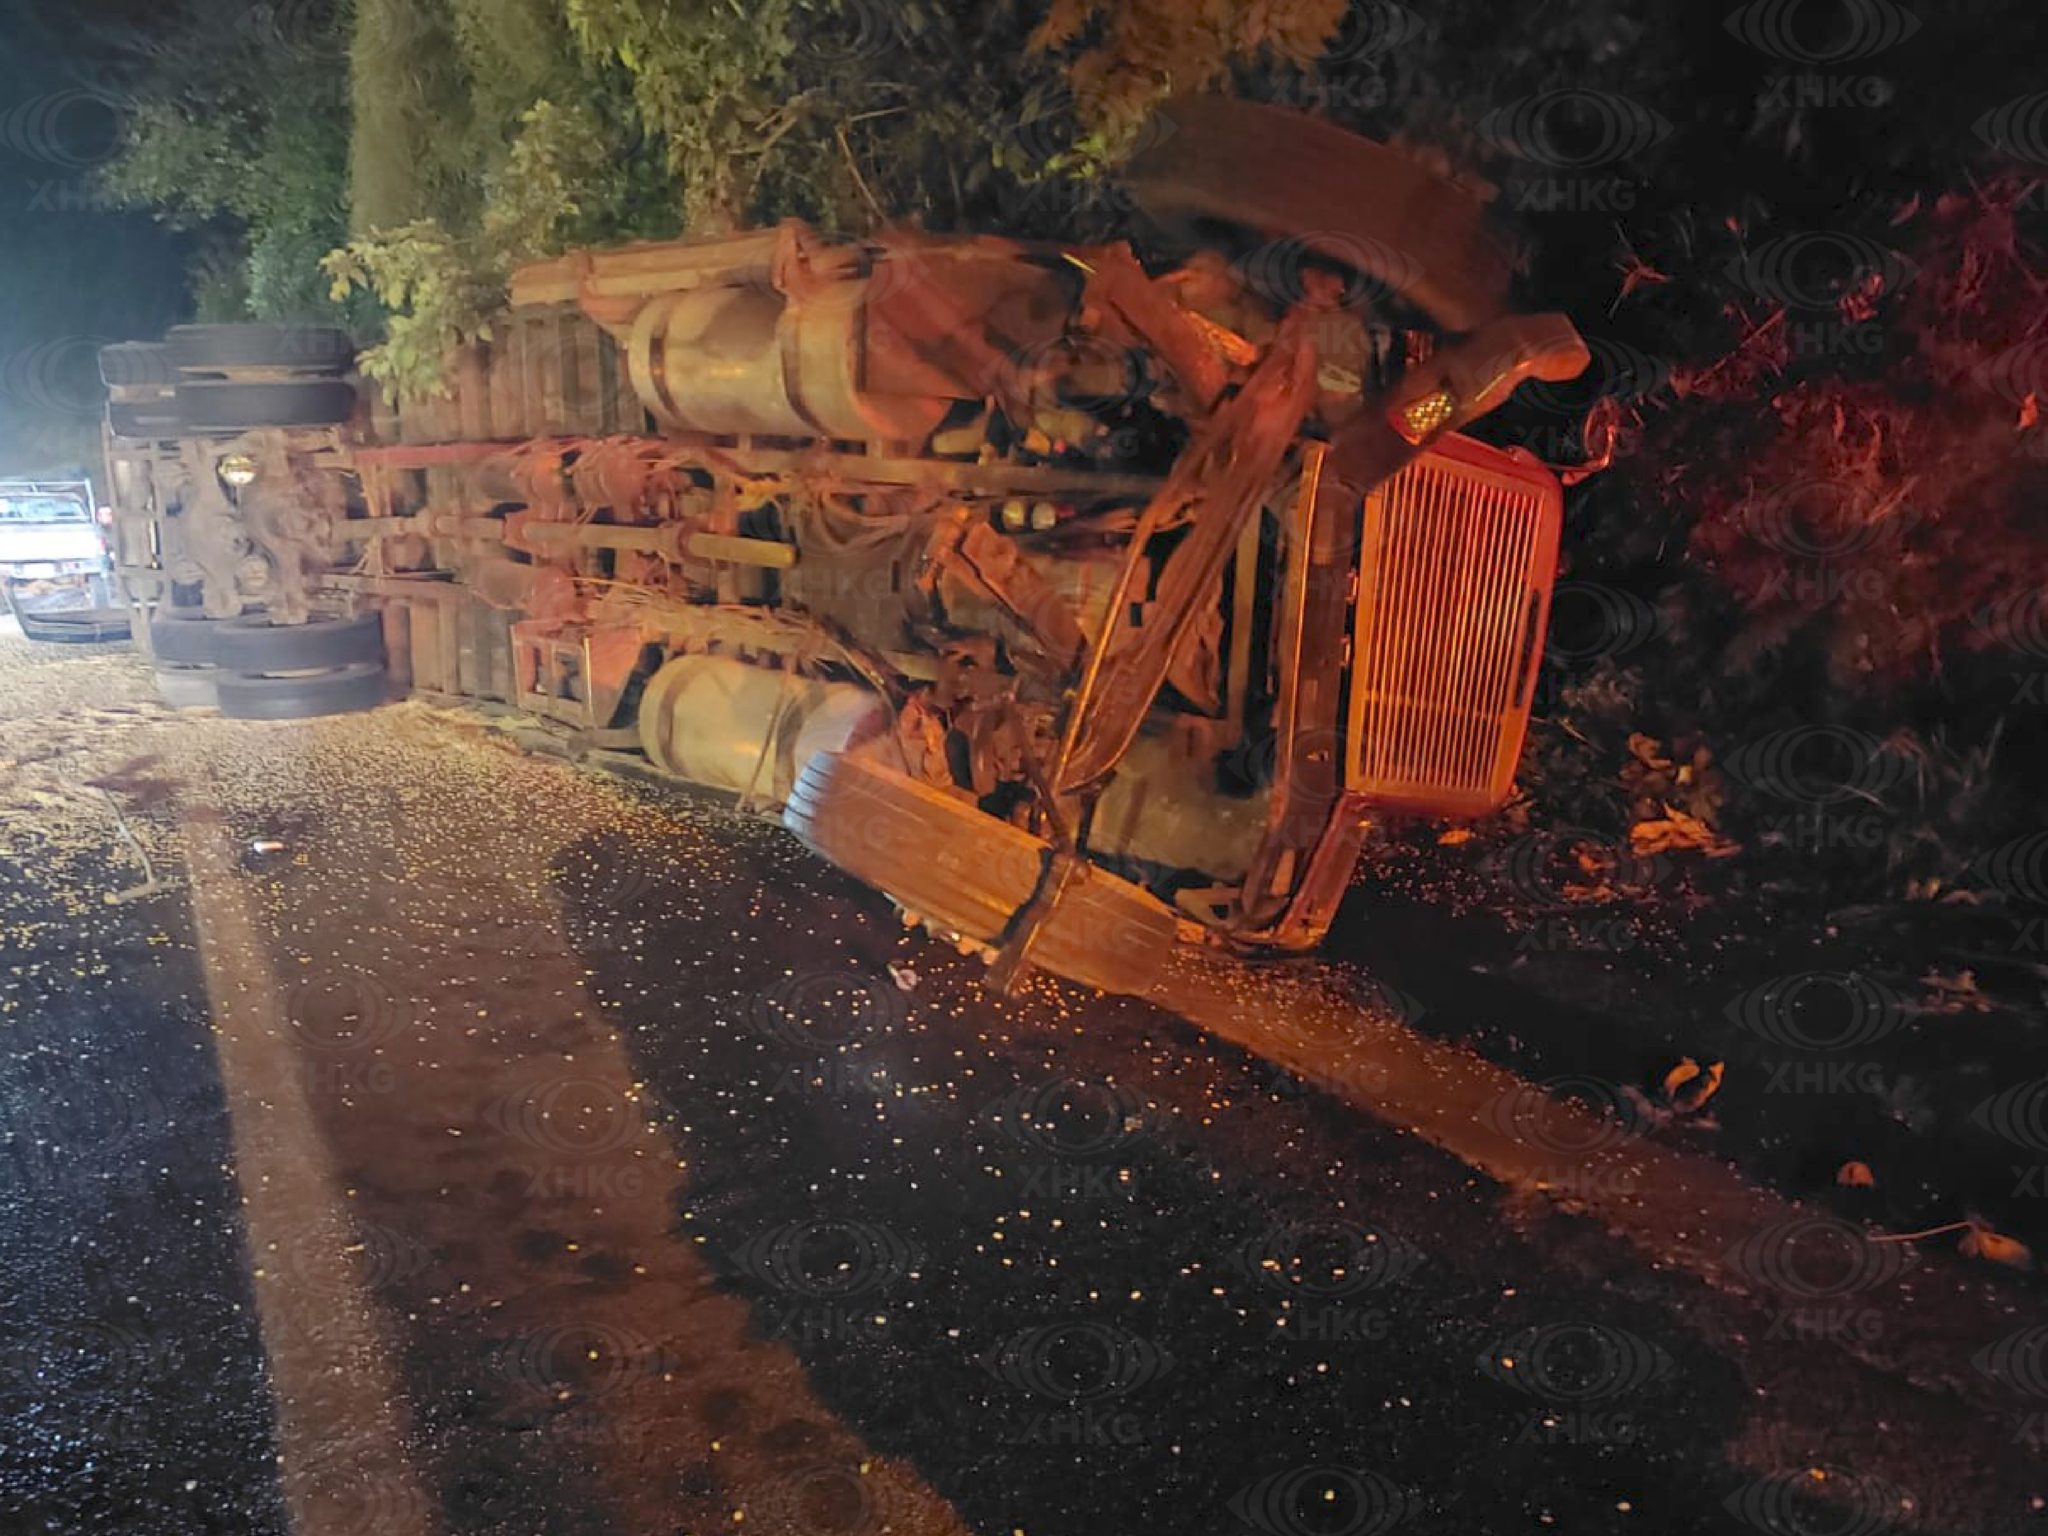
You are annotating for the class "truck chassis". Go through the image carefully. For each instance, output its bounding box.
[101,101,1590,996]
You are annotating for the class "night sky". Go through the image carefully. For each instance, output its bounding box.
[0,0,193,478]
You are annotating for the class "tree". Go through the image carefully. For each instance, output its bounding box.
[99,0,355,321]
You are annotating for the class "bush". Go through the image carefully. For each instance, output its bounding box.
[323,221,499,402]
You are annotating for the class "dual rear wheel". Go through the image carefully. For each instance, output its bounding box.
[147,611,387,720]
[101,326,360,441]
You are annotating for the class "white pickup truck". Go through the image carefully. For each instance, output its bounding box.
[0,480,127,643]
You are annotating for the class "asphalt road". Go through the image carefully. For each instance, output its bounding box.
[0,629,2040,1535]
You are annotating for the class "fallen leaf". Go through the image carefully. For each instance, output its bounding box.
[1661,1057,1725,1114]
[1626,733,1673,771]
[1960,1221,2033,1271]
[1630,805,1741,859]
[1836,1160,1875,1188]
[1918,968,1992,1014]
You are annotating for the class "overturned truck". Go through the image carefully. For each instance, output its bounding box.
[101,101,1591,995]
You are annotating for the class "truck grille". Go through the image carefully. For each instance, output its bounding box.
[1346,434,1562,817]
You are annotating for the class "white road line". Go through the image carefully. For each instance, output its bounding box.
[183,810,438,1536]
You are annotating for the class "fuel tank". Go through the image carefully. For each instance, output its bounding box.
[637,652,889,806]
[627,281,950,443]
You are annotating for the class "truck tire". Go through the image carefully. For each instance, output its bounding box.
[155,665,220,709]
[215,662,388,721]
[174,379,358,431]
[784,751,1177,996]
[212,612,383,672]
[166,324,354,374]
[148,614,225,665]
[107,399,184,440]
[99,342,176,390]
